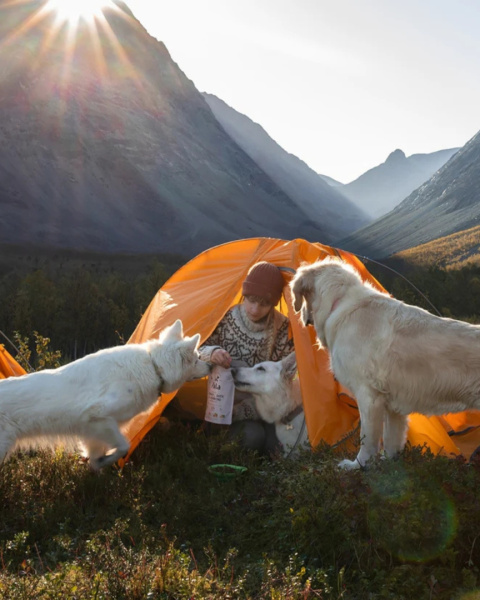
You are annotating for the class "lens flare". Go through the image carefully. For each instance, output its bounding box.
[46,0,113,23]
[366,466,458,562]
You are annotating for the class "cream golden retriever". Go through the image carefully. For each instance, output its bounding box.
[291,257,480,470]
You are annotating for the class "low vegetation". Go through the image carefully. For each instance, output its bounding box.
[1,424,480,599]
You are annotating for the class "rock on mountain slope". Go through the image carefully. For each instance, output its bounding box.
[202,93,370,238]
[340,148,459,218]
[339,130,480,258]
[0,0,361,257]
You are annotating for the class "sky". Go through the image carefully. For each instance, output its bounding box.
[124,0,479,183]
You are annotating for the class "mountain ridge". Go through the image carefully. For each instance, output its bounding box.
[338,130,480,258]
[339,147,459,218]
[202,92,370,236]
[0,0,362,257]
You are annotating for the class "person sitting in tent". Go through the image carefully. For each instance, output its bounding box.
[198,261,294,454]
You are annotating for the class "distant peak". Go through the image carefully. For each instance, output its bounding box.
[386,149,406,163]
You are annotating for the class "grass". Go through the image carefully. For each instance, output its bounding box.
[391,225,480,270]
[1,421,480,599]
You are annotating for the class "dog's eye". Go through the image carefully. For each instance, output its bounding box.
[256,366,265,371]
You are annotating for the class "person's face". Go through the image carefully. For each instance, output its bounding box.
[243,296,273,322]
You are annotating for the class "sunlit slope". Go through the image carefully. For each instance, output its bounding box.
[392,224,480,269]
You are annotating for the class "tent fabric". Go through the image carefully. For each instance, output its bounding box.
[0,344,26,380]
[121,237,479,464]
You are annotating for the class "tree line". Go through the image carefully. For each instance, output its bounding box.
[0,260,171,365]
[370,261,480,323]
[1,257,479,369]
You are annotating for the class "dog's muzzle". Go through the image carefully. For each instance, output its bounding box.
[300,303,314,327]
[301,308,314,327]
[230,368,249,387]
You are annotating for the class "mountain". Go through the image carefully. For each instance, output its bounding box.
[202,93,370,237]
[0,1,364,257]
[340,148,459,218]
[339,130,480,258]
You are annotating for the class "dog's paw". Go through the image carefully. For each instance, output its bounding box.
[89,457,103,471]
[88,456,109,471]
[93,454,117,469]
[89,454,115,470]
[90,448,128,470]
[338,458,363,470]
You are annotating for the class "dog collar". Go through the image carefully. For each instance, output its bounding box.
[150,355,164,396]
[281,404,303,425]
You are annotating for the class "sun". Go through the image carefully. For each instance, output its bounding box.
[46,0,113,23]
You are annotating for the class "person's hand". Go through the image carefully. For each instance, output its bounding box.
[210,348,232,368]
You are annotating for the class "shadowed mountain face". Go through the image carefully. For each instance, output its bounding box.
[340,148,459,218]
[202,93,370,237]
[0,0,362,257]
[339,130,480,258]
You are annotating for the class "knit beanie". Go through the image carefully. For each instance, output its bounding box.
[242,262,285,305]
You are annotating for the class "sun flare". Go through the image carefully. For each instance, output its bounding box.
[46,0,113,23]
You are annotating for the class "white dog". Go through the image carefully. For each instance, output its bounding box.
[291,257,480,470]
[231,352,309,456]
[0,320,210,469]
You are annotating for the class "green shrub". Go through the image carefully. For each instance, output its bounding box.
[1,422,480,599]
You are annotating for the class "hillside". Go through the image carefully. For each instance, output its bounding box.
[340,148,458,218]
[338,129,480,258]
[0,0,362,258]
[391,224,480,269]
[202,93,370,237]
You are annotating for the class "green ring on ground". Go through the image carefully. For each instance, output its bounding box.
[208,464,248,481]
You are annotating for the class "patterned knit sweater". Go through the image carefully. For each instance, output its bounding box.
[199,303,294,366]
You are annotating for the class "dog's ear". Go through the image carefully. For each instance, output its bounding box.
[291,278,303,313]
[291,272,312,313]
[171,319,184,337]
[189,332,201,350]
[180,333,201,361]
[161,319,184,341]
[281,351,297,382]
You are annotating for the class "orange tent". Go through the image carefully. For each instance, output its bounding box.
[0,344,26,380]
[122,237,479,464]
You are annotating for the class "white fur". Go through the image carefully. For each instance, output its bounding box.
[291,257,480,470]
[231,352,309,456]
[0,319,210,469]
